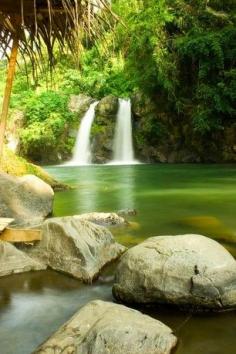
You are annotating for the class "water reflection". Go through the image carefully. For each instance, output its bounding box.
[0,271,113,354]
[1,270,236,354]
[73,167,98,213]
[52,165,137,215]
[111,165,135,211]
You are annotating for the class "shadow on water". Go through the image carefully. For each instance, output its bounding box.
[0,270,113,354]
[1,164,236,353]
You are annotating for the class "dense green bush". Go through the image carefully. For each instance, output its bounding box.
[175,26,236,132]
[19,91,76,162]
[24,91,72,124]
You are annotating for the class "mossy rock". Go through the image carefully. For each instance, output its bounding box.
[0,147,69,191]
[95,95,119,121]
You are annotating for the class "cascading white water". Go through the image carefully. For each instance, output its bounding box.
[111,98,136,165]
[67,101,98,166]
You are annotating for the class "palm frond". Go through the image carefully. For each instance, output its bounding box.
[0,0,116,68]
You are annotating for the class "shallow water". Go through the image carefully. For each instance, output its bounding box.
[0,271,113,354]
[1,164,236,354]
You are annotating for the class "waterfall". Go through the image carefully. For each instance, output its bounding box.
[67,101,98,166]
[111,98,136,165]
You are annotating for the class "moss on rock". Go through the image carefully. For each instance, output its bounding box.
[0,147,69,191]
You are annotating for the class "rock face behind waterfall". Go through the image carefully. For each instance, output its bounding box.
[0,172,54,224]
[28,216,126,281]
[131,91,236,163]
[92,95,119,163]
[34,300,177,354]
[68,94,94,115]
[0,241,46,277]
[113,234,236,311]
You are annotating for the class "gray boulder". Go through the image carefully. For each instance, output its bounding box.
[68,94,94,115]
[0,241,46,277]
[28,216,126,281]
[76,212,127,227]
[113,234,236,311]
[0,173,54,225]
[34,300,177,354]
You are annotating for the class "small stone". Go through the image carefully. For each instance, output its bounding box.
[76,212,127,226]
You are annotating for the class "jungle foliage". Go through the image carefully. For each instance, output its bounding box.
[0,0,235,157]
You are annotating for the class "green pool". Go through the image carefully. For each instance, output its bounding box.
[0,164,236,354]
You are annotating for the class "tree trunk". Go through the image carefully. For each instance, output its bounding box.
[0,36,19,158]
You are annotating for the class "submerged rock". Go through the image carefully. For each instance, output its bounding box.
[0,241,46,277]
[76,212,127,227]
[28,216,126,281]
[113,234,236,311]
[179,215,236,243]
[0,172,54,224]
[34,300,177,354]
[117,208,137,217]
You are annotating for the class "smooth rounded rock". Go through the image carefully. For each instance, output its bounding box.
[113,234,236,311]
[34,300,177,354]
[0,172,54,224]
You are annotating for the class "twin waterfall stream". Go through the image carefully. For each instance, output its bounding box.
[68,98,137,166]
[68,101,99,166]
[112,99,135,164]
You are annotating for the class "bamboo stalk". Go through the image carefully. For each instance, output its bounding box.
[0,35,19,158]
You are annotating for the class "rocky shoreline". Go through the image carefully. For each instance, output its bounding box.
[1,172,236,353]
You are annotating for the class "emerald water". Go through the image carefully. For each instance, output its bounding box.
[51,164,236,249]
[1,164,236,354]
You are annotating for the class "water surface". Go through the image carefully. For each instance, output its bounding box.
[50,164,236,247]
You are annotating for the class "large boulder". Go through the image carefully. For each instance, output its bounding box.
[0,173,54,224]
[28,216,126,281]
[113,234,236,311]
[76,212,127,227]
[34,300,177,354]
[0,241,46,277]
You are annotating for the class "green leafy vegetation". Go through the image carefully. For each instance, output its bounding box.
[20,91,76,162]
[0,0,235,162]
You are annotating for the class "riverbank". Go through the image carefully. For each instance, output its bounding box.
[0,148,69,191]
